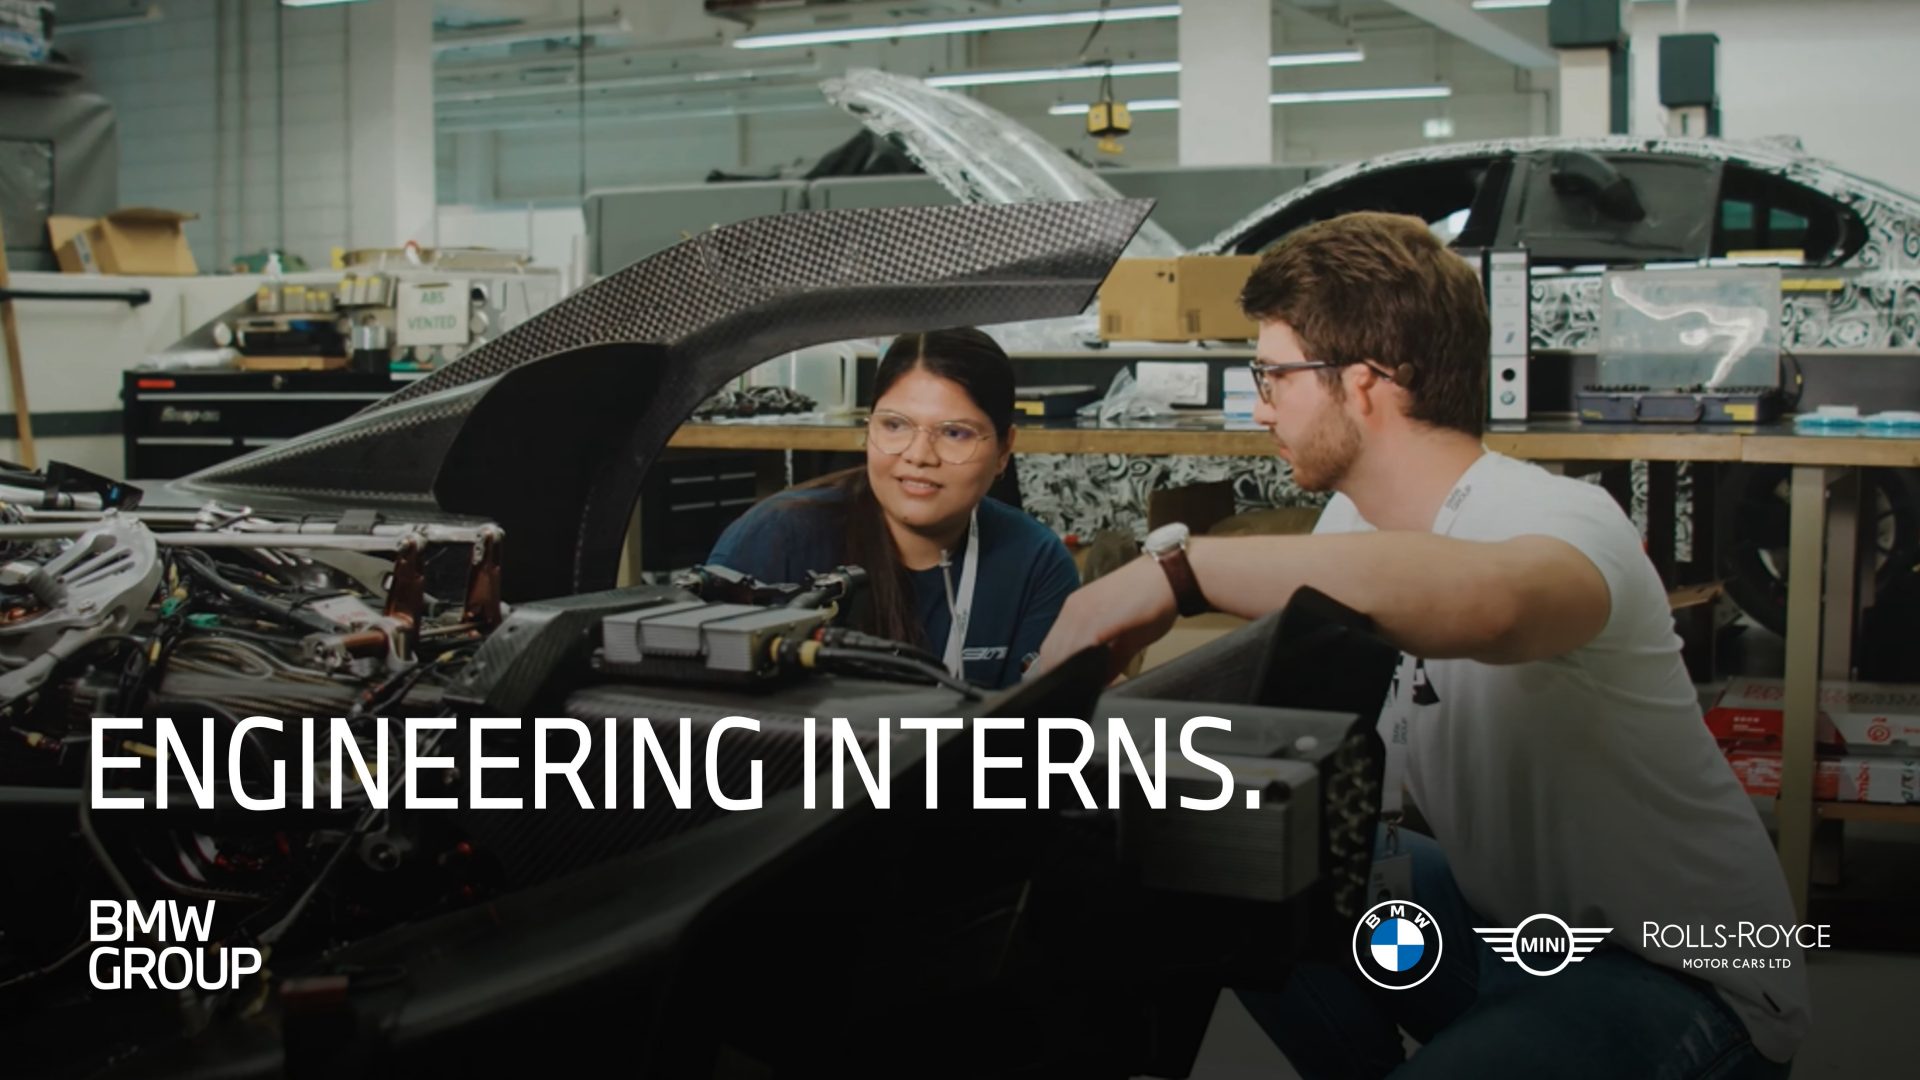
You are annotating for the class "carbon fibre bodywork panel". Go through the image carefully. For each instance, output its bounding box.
[168,199,1153,600]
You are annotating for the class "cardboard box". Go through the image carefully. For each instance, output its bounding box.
[1723,745,1920,805]
[1098,255,1259,342]
[49,208,199,276]
[1704,676,1920,757]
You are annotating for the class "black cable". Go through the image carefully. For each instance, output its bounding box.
[124,569,194,711]
[174,550,335,635]
[1075,0,1111,61]
[162,698,277,789]
[814,645,982,699]
[218,563,297,592]
[353,645,473,719]
[1781,346,1806,411]
[184,623,309,653]
[815,626,945,670]
[68,633,144,661]
[232,799,384,949]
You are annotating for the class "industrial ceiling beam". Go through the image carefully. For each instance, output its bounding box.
[433,12,630,54]
[1379,0,1558,70]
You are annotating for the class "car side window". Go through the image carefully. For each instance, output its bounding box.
[1713,164,1865,266]
[1232,156,1513,255]
[1506,151,1723,266]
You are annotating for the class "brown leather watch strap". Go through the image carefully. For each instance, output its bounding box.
[1154,545,1210,618]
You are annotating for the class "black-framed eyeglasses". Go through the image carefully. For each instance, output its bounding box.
[1248,358,1401,404]
[865,409,994,465]
[1249,359,1337,405]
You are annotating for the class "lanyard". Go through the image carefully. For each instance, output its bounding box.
[1378,454,1482,821]
[940,509,981,680]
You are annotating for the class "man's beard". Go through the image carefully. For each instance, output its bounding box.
[1286,403,1361,491]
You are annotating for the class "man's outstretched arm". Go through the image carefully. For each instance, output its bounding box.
[1032,531,1612,679]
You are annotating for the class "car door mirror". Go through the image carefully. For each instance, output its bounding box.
[1549,151,1647,223]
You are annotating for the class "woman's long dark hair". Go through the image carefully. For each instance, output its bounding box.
[792,327,1015,647]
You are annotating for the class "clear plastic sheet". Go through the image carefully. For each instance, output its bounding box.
[820,68,1183,262]
[1599,267,1782,390]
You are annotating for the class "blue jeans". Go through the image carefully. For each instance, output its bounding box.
[1237,827,1795,1079]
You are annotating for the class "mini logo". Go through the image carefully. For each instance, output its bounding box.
[1353,900,1443,989]
[1475,914,1610,977]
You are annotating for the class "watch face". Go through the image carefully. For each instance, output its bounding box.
[1145,523,1187,554]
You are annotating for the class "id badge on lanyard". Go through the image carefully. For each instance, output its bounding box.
[1378,471,1475,825]
[941,510,981,680]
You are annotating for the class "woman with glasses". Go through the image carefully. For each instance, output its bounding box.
[705,327,1079,689]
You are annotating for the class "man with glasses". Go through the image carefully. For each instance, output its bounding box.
[1033,212,1806,1079]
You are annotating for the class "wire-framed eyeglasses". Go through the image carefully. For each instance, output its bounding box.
[865,409,994,465]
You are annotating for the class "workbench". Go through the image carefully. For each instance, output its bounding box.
[667,414,1920,915]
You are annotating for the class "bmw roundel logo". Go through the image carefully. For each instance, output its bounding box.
[1352,900,1443,990]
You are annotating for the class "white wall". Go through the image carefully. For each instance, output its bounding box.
[972,24,1549,168]
[72,0,1920,266]
[964,15,1550,169]
[65,0,355,273]
[438,10,1552,205]
[435,203,586,287]
[489,114,765,200]
[1628,0,1920,197]
[458,23,952,201]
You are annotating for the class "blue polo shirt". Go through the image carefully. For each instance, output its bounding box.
[705,487,1080,689]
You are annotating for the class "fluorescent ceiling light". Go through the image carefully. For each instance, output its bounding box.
[1048,85,1451,115]
[927,60,1180,88]
[1472,0,1668,7]
[1269,48,1366,68]
[1048,98,1180,115]
[734,3,1180,50]
[281,0,368,6]
[438,63,817,104]
[1270,86,1450,104]
[925,47,1362,88]
[433,13,627,52]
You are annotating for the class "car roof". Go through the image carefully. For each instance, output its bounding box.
[1197,133,1920,254]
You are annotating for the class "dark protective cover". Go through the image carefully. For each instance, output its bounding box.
[167,198,1155,600]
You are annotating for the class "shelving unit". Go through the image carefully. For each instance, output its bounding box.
[669,414,1920,915]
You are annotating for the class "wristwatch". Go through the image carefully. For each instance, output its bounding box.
[1143,522,1210,617]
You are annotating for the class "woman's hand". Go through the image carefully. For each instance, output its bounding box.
[1031,555,1179,683]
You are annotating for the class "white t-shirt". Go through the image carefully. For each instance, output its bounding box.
[1315,449,1809,1063]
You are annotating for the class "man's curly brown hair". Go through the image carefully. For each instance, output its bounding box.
[1239,211,1490,436]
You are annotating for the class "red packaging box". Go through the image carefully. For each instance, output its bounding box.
[1704,677,1920,757]
[1723,745,1920,805]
